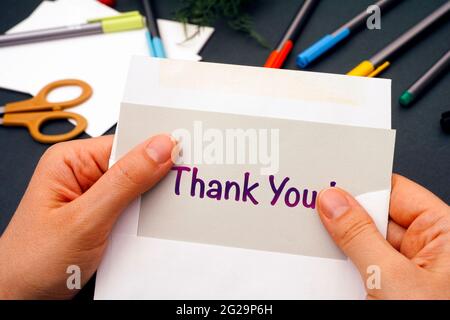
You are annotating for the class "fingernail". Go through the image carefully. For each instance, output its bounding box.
[319,188,350,219]
[146,135,174,164]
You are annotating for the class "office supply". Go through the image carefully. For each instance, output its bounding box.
[264,0,318,68]
[95,57,393,300]
[441,111,450,133]
[0,0,214,137]
[348,1,450,77]
[0,11,145,47]
[142,0,166,58]
[296,0,399,69]
[400,50,450,106]
[0,79,91,143]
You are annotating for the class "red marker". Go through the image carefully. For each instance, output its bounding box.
[264,0,318,69]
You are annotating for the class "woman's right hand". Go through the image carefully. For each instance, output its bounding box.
[317,174,450,299]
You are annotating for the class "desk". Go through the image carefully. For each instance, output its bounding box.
[0,0,449,299]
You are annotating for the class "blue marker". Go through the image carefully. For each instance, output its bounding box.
[297,0,400,68]
[142,0,166,58]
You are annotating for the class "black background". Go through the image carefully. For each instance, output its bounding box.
[0,0,449,299]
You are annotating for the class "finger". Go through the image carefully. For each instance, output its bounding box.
[317,187,403,280]
[387,219,406,251]
[390,174,448,228]
[66,135,113,173]
[54,135,113,191]
[71,134,176,229]
[24,135,113,202]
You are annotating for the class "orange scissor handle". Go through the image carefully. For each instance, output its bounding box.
[4,79,93,114]
[3,111,87,144]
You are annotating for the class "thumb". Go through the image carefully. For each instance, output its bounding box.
[317,187,402,281]
[73,134,176,229]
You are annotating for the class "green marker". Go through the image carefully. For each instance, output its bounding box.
[0,11,145,47]
[400,50,450,107]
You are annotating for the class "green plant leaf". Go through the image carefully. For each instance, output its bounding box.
[174,0,268,48]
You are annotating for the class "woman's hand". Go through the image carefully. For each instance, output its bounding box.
[0,134,175,299]
[317,174,450,299]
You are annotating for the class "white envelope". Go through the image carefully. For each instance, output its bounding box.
[94,56,392,299]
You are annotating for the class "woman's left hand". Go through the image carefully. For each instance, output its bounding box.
[0,134,175,299]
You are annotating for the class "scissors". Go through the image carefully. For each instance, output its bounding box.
[0,79,92,144]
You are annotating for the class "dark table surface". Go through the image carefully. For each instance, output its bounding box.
[0,0,449,299]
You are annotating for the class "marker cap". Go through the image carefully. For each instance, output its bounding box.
[145,31,156,57]
[296,28,350,68]
[347,61,375,77]
[399,91,414,106]
[152,37,166,58]
[89,11,145,33]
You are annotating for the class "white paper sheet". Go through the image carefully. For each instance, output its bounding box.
[95,57,393,300]
[158,19,214,61]
[0,0,214,137]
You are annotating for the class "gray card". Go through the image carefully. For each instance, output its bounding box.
[115,104,396,260]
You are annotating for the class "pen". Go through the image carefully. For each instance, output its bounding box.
[264,0,318,69]
[0,11,145,47]
[400,50,450,106]
[296,0,400,69]
[348,1,450,77]
[142,0,166,58]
